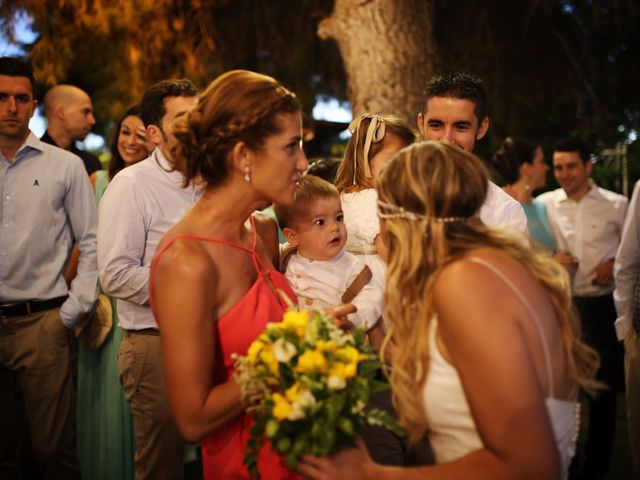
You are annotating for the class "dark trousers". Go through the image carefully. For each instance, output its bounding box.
[361,389,433,466]
[0,309,80,480]
[571,294,624,480]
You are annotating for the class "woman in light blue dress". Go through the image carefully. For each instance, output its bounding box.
[78,106,153,480]
[491,137,556,252]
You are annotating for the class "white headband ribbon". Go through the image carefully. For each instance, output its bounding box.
[348,114,386,184]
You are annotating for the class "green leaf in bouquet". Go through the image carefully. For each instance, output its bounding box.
[276,436,291,453]
[337,417,355,436]
[311,427,336,457]
[366,407,406,438]
[285,433,310,470]
[358,359,382,378]
[243,436,261,480]
[265,419,279,439]
[323,392,346,422]
[369,378,391,395]
[351,327,367,345]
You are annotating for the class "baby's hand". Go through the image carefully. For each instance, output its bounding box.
[329,304,356,331]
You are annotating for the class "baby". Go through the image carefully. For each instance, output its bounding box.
[274,175,383,331]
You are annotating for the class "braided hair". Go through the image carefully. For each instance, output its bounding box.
[172,70,301,188]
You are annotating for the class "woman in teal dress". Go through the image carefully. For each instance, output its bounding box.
[78,106,153,480]
[491,137,556,252]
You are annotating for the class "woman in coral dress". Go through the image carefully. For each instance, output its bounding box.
[150,70,309,479]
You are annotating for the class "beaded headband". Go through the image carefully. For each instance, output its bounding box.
[377,199,474,223]
[347,114,386,184]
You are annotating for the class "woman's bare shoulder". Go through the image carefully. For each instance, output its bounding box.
[154,231,217,285]
[433,248,529,315]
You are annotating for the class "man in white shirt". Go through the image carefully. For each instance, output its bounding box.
[98,79,198,480]
[538,138,628,480]
[416,71,527,234]
[613,179,640,478]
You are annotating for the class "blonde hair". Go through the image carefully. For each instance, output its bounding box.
[334,113,416,192]
[377,141,601,444]
[172,70,300,188]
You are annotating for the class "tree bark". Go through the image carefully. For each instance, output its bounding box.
[318,0,437,126]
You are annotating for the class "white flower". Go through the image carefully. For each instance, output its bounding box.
[327,375,346,390]
[288,389,317,420]
[272,338,297,363]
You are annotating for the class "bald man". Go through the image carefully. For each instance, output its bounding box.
[41,84,101,175]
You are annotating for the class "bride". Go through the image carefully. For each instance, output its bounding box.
[298,141,600,480]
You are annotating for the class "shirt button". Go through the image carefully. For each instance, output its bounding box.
[305,298,313,305]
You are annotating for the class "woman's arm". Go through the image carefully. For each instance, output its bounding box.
[152,243,244,443]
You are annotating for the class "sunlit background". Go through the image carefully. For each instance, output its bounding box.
[0,12,353,152]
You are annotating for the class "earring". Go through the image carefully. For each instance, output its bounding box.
[244,167,251,183]
[524,183,531,191]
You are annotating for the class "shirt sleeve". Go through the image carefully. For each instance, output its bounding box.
[614,181,640,340]
[58,160,99,328]
[479,182,528,236]
[97,174,151,305]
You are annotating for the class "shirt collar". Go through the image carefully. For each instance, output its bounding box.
[150,147,191,187]
[559,179,599,203]
[17,131,45,155]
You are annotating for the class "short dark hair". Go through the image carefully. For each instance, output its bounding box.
[554,137,590,163]
[274,175,339,230]
[140,78,197,128]
[422,71,488,122]
[0,56,35,93]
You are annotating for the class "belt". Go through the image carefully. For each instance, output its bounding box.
[125,328,160,336]
[0,296,67,318]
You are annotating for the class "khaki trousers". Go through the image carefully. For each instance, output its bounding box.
[119,331,184,480]
[0,309,80,480]
[625,329,640,478]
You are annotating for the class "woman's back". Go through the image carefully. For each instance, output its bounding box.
[424,248,577,476]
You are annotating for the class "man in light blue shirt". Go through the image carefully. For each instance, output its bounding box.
[0,56,97,478]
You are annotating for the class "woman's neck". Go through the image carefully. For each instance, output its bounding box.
[190,186,264,241]
[503,180,534,205]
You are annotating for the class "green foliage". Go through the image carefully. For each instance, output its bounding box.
[2,1,639,159]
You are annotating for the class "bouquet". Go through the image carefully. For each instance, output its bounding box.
[233,308,402,478]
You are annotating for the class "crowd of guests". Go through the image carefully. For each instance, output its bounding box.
[0,54,638,480]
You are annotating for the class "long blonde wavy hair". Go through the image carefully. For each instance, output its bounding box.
[376,141,601,445]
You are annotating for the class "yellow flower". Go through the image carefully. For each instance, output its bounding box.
[336,346,365,364]
[272,393,292,420]
[247,339,264,365]
[259,345,280,377]
[315,340,337,353]
[296,349,327,373]
[282,310,309,337]
[343,362,357,378]
[285,383,304,403]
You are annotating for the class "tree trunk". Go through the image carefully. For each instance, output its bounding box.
[318,0,437,126]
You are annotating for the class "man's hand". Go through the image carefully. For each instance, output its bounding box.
[553,250,579,277]
[591,258,615,286]
[135,127,156,154]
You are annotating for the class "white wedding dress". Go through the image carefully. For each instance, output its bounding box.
[422,257,579,479]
